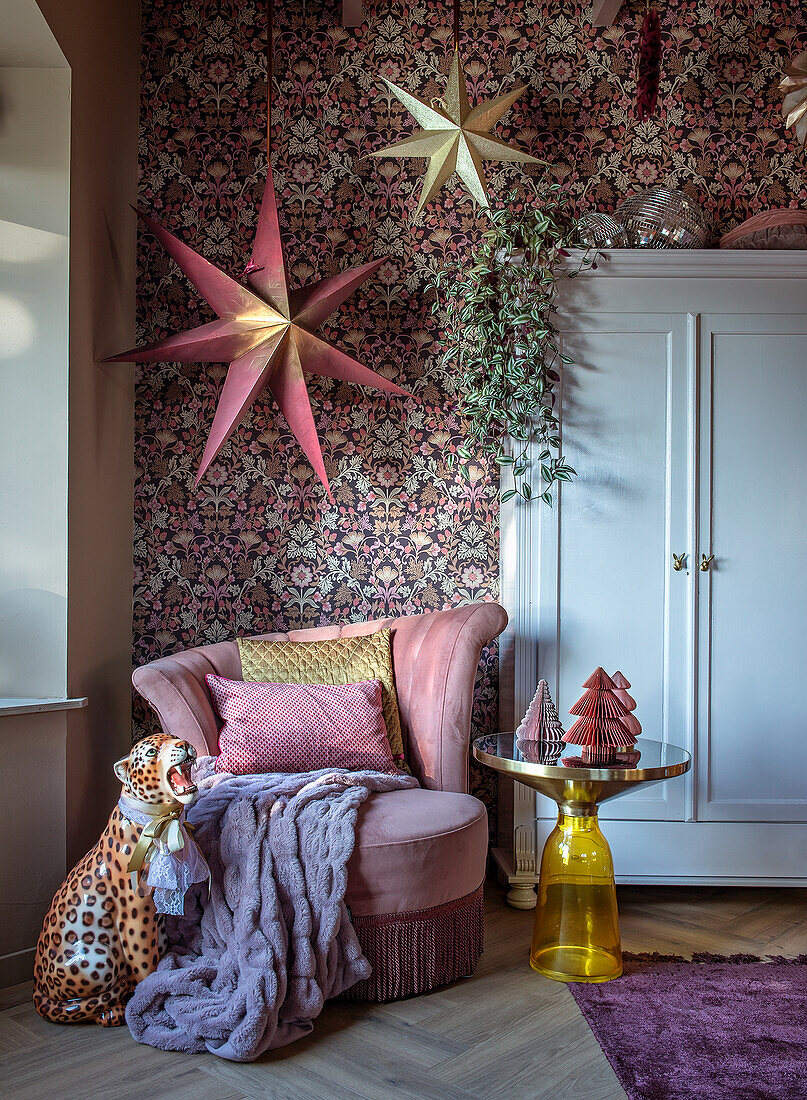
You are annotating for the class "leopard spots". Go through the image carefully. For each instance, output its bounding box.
[33,734,198,1026]
[120,733,197,806]
[124,733,175,803]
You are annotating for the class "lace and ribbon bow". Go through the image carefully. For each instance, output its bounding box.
[120,795,211,916]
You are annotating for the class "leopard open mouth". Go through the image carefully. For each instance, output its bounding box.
[167,761,197,798]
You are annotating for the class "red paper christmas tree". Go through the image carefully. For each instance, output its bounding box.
[563,668,636,765]
[611,671,642,739]
[516,680,565,763]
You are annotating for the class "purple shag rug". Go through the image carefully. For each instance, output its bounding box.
[570,953,807,1100]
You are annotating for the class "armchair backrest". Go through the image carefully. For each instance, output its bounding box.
[132,601,507,794]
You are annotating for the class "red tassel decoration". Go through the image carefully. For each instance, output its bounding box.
[636,6,662,120]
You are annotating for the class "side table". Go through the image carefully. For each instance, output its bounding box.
[472,735,690,982]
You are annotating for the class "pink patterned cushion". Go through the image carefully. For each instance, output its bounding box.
[205,674,397,775]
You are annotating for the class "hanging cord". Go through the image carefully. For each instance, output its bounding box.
[244,0,274,278]
[453,0,460,53]
[266,0,273,158]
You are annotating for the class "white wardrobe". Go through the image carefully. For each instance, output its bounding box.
[497,251,807,906]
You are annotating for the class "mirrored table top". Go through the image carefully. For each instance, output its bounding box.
[472,734,690,784]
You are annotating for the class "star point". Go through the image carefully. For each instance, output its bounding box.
[371,50,539,216]
[106,171,409,497]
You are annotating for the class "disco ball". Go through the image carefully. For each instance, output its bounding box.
[614,186,711,248]
[575,213,629,248]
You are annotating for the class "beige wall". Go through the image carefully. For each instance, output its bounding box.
[0,712,67,985]
[0,1,73,985]
[0,66,70,699]
[36,0,140,867]
[0,0,138,986]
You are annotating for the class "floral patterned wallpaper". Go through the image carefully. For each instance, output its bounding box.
[135,0,807,833]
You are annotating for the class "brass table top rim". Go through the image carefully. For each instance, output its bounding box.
[472,733,691,784]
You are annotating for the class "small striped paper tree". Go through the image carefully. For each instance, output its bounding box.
[516,679,565,763]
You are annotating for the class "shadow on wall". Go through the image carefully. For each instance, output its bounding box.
[0,588,67,698]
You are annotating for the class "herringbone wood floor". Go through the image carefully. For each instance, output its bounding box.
[2,882,805,1100]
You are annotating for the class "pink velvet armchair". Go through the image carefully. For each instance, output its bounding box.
[132,601,508,1001]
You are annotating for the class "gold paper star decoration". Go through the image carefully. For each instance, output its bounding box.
[370,50,539,217]
[781,51,807,147]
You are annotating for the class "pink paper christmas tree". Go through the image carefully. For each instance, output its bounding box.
[563,668,636,765]
[611,671,642,739]
[516,680,565,763]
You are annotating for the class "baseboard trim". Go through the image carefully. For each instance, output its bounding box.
[490,847,807,890]
[614,876,807,887]
[0,948,34,990]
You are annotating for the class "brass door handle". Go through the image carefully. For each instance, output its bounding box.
[700,553,715,572]
[672,553,686,572]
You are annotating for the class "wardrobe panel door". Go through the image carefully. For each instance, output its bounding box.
[698,317,807,822]
[537,315,693,821]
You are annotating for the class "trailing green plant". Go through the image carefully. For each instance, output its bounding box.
[427,188,596,504]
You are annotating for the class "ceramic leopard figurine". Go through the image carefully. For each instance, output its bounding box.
[33,733,206,1026]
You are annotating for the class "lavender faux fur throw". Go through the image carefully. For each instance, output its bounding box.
[126,758,418,1061]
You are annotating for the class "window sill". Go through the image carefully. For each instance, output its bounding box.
[0,697,88,717]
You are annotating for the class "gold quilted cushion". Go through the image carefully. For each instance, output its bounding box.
[237,629,408,770]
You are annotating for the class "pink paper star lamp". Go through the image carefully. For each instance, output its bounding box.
[106,171,409,497]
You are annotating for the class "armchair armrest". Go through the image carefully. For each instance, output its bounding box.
[132,602,508,788]
[132,640,240,756]
[389,602,508,794]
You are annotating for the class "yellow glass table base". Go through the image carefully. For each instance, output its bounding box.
[471,735,691,984]
[530,808,621,983]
